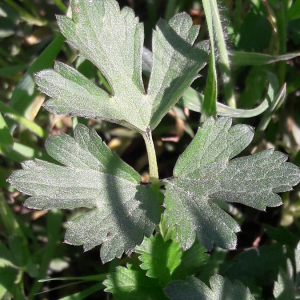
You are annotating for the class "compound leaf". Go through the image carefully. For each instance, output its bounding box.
[103,264,168,300]
[135,233,182,284]
[165,275,255,300]
[172,240,209,280]
[164,117,300,251]
[35,0,208,133]
[8,124,161,263]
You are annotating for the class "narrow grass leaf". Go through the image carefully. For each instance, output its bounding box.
[0,64,28,78]
[202,53,217,120]
[28,210,63,299]
[256,83,286,132]
[202,0,235,108]
[0,101,47,138]
[58,283,103,300]
[0,113,13,150]
[39,274,107,282]
[230,51,300,66]
[10,33,64,115]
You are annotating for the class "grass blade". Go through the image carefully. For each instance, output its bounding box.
[0,64,28,78]
[202,0,236,108]
[0,113,13,149]
[3,0,45,26]
[29,210,63,299]
[201,0,218,120]
[39,274,107,282]
[257,83,287,132]
[0,194,26,239]
[230,51,300,66]
[178,87,269,118]
[202,53,217,121]
[0,102,47,138]
[53,0,67,13]
[10,34,64,115]
[58,283,103,300]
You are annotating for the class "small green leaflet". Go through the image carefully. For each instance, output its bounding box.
[135,233,182,284]
[135,233,209,285]
[8,124,160,263]
[35,0,208,133]
[103,264,168,300]
[165,275,255,300]
[172,240,209,280]
[164,117,300,251]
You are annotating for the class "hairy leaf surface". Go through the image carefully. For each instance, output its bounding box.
[8,124,160,262]
[165,117,300,251]
[165,275,255,300]
[35,0,208,133]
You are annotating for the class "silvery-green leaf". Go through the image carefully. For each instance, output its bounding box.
[8,124,160,263]
[147,13,208,129]
[35,0,208,133]
[165,275,255,300]
[165,117,300,251]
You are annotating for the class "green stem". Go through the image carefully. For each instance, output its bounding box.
[211,0,235,108]
[142,129,159,180]
[203,0,236,108]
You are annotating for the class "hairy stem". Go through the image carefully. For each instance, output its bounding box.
[142,129,159,180]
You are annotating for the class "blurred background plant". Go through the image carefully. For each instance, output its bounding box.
[0,0,300,299]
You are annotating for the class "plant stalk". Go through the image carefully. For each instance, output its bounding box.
[203,0,236,108]
[142,129,159,180]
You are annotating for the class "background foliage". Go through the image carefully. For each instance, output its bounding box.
[0,0,300,299]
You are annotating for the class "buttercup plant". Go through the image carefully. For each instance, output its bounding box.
[8,0,300,299]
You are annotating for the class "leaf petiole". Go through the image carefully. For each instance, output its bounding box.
[142,129,159,181]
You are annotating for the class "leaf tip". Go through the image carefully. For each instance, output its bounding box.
[6,175,12,184]
[63,239,72,245]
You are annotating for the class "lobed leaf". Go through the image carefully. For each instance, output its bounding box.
[172,241,209,280]
[35,0,208,133]
[135,233,182,284]
[103,264,168,300]
[8,124,161,263]
[165,275,255,300]
[164,117,300,251]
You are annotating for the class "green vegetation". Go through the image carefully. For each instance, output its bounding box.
[1,0,300,299]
